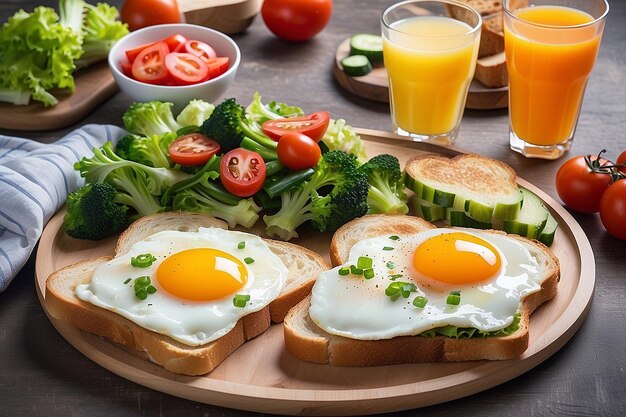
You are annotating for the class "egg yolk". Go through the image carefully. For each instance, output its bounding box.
[413,232,502,285]
[156,248,248,301]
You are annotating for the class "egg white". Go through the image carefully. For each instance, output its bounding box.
[76,227,288,346]
[309,228,544,340]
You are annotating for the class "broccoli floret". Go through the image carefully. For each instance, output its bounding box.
[64,182,128,240]
[75,141,189,195]
[115,132,176,168]
[359,154,409,215]
[175,99,215,127]
[321,119,368,163]
[200,98,278,154]
[123,101,182,137]
[263,150,369,240]
[245,91,304,124]
[172,189,261,229]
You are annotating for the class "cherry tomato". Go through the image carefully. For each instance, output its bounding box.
[261,0,333,42]
[220,149,267,197]
[555,153,614,214]
[119,61,132,77]
[121,0,181,32]
[277,132,321,170]
[131,41,170,84]
[200,57,229,79]
[168,134,220,166]
[165,52,209,85]
[262,111,330,142]
[599,179,626,241]
[183,40,217,62]
[617,150,626,176]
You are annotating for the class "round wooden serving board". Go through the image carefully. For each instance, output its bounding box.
[0,62,118,131]
[35,130,594,416]
[333,38,509,110]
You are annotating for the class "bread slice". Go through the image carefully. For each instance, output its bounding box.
[45,212,328,375]
[284,215,560,366]
[478,12,505,58]
[475,51,507,88]
[404,154,523,223]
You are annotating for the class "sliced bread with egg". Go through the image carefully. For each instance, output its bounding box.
[46,211,328,375]
[283,214,560,366]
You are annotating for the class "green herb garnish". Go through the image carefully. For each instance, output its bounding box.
[389,235,400,240]
[131,253,157,268]
[385,281,417,301]
[413,296,428,308]
[134,276,157,300]
[123,278,131,285]
[357,256,373,269]
[386,261,395,269]
[446,290,461,306]
[338,267,350,276]
[237,241,246,249]
[244,257,255,264]
[350,265,363,275]
[382,246,394,251]
[233,293,251,308]
[364,268,375,279]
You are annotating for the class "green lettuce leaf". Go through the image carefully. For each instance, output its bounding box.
[419,313,521,339]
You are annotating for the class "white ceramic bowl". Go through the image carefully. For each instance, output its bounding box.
[108,23,240,109]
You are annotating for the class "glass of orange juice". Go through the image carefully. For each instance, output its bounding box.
[504,0,609,159]
[382,0,482,144]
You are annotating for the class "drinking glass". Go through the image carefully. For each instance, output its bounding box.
[504,0,609,159]
[381,0,482,144]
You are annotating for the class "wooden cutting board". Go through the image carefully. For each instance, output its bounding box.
[34,129,594,415]
[0,61,118,132]
[333,38,509,110]
[178,0,262,35]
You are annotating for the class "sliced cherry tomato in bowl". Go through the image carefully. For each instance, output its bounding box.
[220,149,267,197]
[121,0,181,32]
[555,152,614,214]
[164,34,188,52]
[262,111,330,142]
[165,52,209,85]
[169,134,220,166]
[277,132,321,170]
[204,57,230,79]
[131,41,170,84]
[599,179,626,241]
[184,40,217,62]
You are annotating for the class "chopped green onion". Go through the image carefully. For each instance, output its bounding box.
[133,276,156,300]
[382,246,394,251]
[131,253,157,268]
[123,278,131,285]
[338,267,350,276]
[357,256,373,269]
[364,268,375,279]
[386,261,395,269]
[233,293,251,308]
[446,291,461,306]
[389,235,400,240]
[350,265,363,275]
[413,296,428,308]
[385,281,417,301]
[244,257,255,264]
[237,241,246,249]
[388,273,403,280]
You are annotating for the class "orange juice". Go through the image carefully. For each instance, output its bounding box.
[383,16,480,136]
[505,6,602,146]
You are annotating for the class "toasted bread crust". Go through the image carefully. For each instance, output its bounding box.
[284,215,560,366]
[45,212,328,375]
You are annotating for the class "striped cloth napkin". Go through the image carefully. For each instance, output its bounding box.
[0,124,126,292]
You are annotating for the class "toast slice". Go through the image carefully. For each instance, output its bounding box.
[45,212,328,375]
[284,215,560,365]
[404,154,523,223]
[475,51,507,88]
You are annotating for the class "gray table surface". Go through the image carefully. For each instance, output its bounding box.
[1,0,625,416]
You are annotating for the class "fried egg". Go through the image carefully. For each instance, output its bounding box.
[309,228,544,340]
[76,227,288,346]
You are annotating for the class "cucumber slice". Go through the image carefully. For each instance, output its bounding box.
[420,182,456,207]
[446,209,492,229]
[411,197,445,222]
[503,188,549,239]
[341,55,372,76]
[349,34,383,65]
[538,212,558,246]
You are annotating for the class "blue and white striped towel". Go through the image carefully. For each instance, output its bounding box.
[0,124,126,292]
